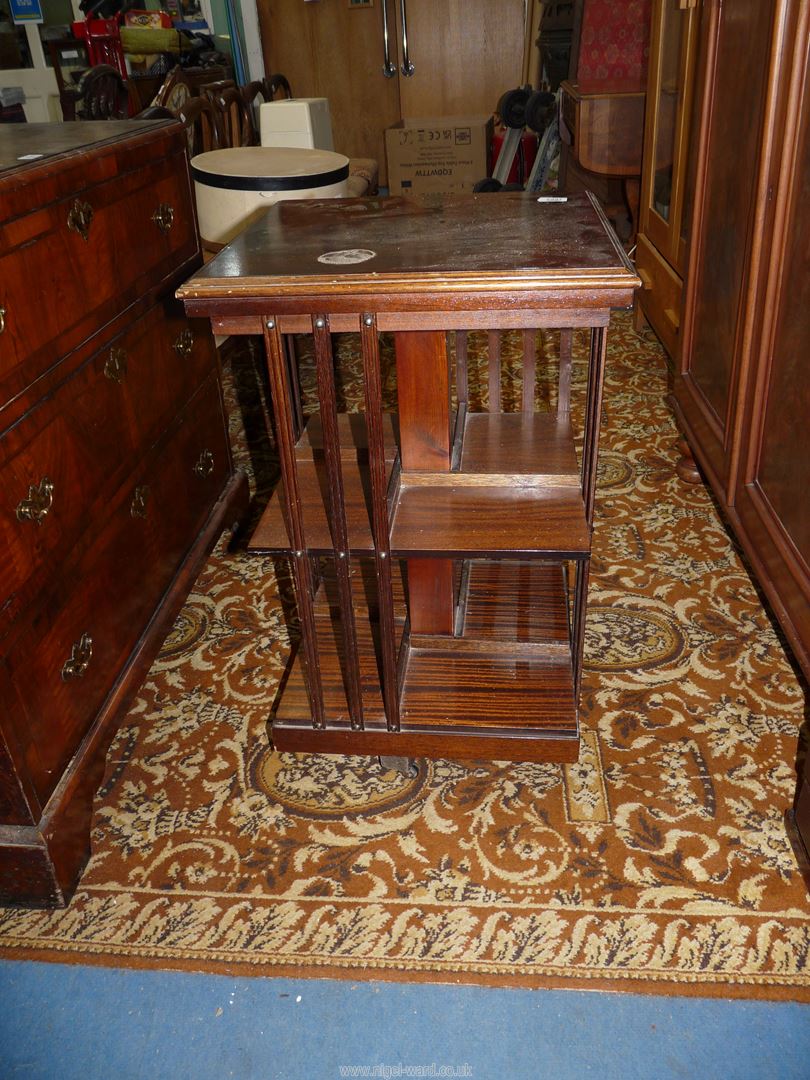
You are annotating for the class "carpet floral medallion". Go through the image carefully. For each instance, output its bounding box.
[1,311,808,1000]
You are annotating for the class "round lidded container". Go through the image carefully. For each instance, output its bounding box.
[190,146,350,247]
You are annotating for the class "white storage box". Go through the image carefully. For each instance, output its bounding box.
[190,146,350,247]
[259,98,334,151]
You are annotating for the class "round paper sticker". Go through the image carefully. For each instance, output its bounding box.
[317,248,377,265]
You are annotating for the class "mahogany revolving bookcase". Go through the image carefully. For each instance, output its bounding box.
[179,192,639,765]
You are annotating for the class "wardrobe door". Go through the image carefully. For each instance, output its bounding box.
[674,0,784,497]
[734,0,810,679]
[260,0,403,182]
[259,0,525,187]
[393,0,525,118]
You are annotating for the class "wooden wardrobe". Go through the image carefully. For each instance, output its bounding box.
[258,0,526,184]
[672,0,810,880]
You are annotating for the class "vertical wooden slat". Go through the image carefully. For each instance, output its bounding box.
[558,328,573,418]
[361,314,401,732]
[283,334,305,439]
[487,329,501,412]
[522,328,536,413]
[581,325,608,526]
[455,331,469,404]
[262,317,324,729]
[571,559,591,700]
[311,314,365,731]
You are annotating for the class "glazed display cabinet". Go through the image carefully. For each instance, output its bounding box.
[634,0,701,360]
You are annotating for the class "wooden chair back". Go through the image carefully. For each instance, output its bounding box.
[177,95,222,155]
[60,64,129,121]
[202,81,255,147]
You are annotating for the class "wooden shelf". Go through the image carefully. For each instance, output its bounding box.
[460,412,579,476]
[273,559,578,761]
[249,412,399,555]
[391,484,589,558]
[251,411,589,559]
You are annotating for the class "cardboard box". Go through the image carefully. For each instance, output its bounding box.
[385,115,493,195]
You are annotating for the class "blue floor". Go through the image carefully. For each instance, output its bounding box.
[1,960,808,1079]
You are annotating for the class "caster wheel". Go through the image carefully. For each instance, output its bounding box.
[379,755,418,777]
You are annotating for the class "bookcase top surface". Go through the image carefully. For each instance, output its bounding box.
[179,191,640,307]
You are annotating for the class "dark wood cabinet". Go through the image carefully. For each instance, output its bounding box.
[672,0,810,877]
[0,120,246,906]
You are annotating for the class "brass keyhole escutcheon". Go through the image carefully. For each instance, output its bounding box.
[152,203,175,232]
[130,485,150,519]
[173,328,194,358]
[0,304,6,334]
[67,199,94,241]
[61,632,93,681]
[194,449,214,478]
[16,477,54,525]
[104,346,128,383]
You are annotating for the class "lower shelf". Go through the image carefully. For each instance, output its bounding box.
[272,559,579,763]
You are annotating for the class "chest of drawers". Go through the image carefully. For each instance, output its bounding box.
[0,120,247,906]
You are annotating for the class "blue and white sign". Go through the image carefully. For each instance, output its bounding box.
[10,0,43,25]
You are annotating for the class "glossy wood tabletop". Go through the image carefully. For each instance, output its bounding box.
[178,192,639,306]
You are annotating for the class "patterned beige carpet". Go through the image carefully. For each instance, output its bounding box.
[1,311,808,999]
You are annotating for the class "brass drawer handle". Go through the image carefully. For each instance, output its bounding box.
[173,328,194,358]
[104,346,128,383]
[130,484,150,518]
[16,477,54,525]
[67,199,93,241]
[0,304,6,334]
[61,632,93,681]
[152,203,175,232]
[194,449,214,478]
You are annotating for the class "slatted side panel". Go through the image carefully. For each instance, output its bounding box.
[453,328,572,418]
[263,318,325,728]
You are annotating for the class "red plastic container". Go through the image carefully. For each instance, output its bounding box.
[489,126,539,185]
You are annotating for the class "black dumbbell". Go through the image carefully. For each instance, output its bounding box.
[473,178,503,193]
[524,90,556,134]
[497,86,532,129]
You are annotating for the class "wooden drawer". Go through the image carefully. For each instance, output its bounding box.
[2,374,229,807]
[123,372,230,595]
[122,301,218,456]
[0,142,197,405]
[635,231,683,361]
[0,303,216,630]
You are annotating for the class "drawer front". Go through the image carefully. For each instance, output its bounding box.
[3,374,229,806]
[0,149,197,400]
[0,304,216,627]
[123,301,218,456]
[636,232,683,360]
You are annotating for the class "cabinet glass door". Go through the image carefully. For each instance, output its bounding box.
[642,0,699,275]
[651,2,685,224]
